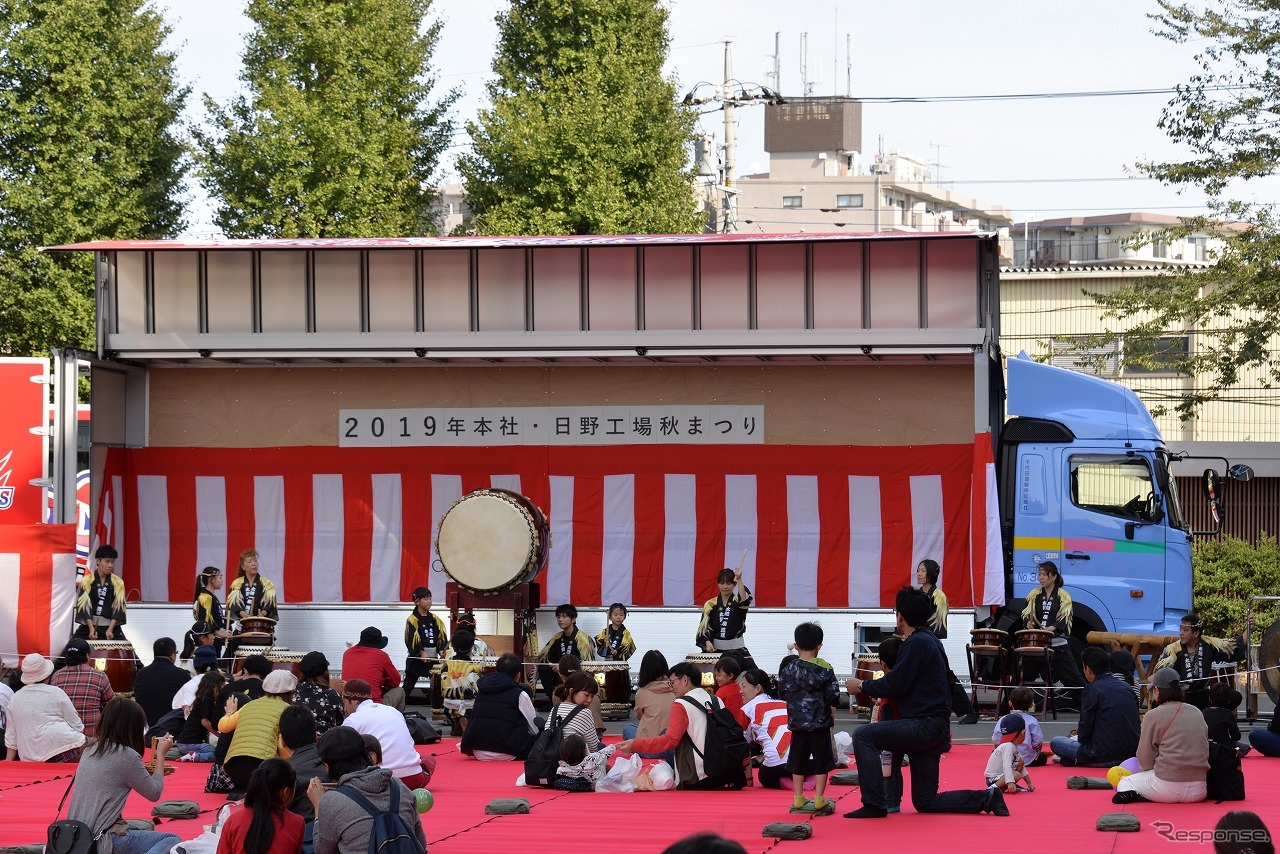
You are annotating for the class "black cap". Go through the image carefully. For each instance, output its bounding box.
[299,651,329,678]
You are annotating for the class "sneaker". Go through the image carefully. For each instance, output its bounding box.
[812,798,835,816]
[1112,790,1149,805]
[179,752,197,762]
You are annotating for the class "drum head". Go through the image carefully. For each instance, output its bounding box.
[437,490,539,593]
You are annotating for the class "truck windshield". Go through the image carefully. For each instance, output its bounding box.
[1156,453,1186,532]
[1068,454,1159,522]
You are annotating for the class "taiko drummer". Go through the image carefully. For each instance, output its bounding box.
[594,602,636,661]
[404,586,449,705]
[536,604,596,701]
[227,548,278,624]
[75,545,128,641]
[695,567,757,670]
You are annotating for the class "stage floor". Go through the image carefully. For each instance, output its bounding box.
[2,739,1275,853]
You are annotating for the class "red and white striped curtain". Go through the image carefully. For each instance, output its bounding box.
[96,441,1005,609]
[0,524,78,664]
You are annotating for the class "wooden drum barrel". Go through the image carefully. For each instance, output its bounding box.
[87,640,137,694]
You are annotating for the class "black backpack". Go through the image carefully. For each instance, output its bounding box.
[335,782,424,854]
[677,694,749,789]
[1206,740,1245,802]
[523,704,585,787]
[402,711,442,745]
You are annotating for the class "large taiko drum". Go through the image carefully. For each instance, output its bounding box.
[1015,629,1054,651]
[970,628,1008,649]
[239,616,276,638]
[851,653,881,709]
[264,649,306,680]
[684,654,721,693]
[584,661,632,720]
[436,489,550,593]
[232,645,273,676]
[87,640,137,693]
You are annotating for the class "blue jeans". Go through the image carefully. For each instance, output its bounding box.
[852,716,987,813]
[1049,736,1118,767]
[1249,728,1280,757]
[110,829,181,854]
[622,723,674,763]
[177,742,215,762]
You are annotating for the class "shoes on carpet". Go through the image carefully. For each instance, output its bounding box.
[790,798,816,814]
[1112,790,1149,805]
[982,786,1010,816]
[843,805,888,819]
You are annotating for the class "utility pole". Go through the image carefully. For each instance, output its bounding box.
[723,39,736,234]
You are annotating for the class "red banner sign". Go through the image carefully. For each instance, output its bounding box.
[0,358,48,525]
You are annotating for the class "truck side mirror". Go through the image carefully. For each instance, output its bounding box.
[1149,493,1165,525]
[1228,464,1254,483]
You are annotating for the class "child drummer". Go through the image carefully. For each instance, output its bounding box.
[594,603,636,661]
[404,587,449,705]
[695,566,756,670]
[536,604,596,701]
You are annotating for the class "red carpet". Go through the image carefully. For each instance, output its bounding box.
[2,742,1276,853]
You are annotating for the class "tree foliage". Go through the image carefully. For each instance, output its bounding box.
[1083,1,1280,418]
[1193,534,1280,640]
[194,0,455,238]
[459,0,702,235]
[0,0,187,356]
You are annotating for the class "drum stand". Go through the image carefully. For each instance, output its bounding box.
[445,581,541,677]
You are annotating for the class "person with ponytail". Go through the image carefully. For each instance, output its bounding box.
[180,620,218,661]
[176,670,226,762]
[216,757,305,854]
[193,566,233,655]
[740,668,792,788]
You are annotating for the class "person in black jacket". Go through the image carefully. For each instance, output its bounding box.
[280,704,327,822]
[460,653,542,760]
[1048,646,1140,766]
[132,637,191,733]
[843,587,1010,819]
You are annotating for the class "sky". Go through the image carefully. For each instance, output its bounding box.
[157,0,1242,236]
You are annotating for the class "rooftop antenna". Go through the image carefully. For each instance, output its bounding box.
[846,34,851,97]
[766,31,780,93]
[929,142,949,185]
[800,33,808,96]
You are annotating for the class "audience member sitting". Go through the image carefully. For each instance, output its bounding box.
[294,651,344,736]
[51,638,114,740]
[217,757,305,854]
[1203,683,1250,758]
[440,629,484,735]
[133,637,191,737]
[460,652,541,760]
[307,726,426,853]
[340,678,429,789]
[549,670,603,754]
[1114,667,1208,804]
[222,670,297,793]
[341,627,405,710]
[279,704,325,823]
[1049,646,1139,767]
[1248,709,1280,757]
[1108,649,1141,702]
[994,687,1046,767]
[555,654,605,739]
[176,670,226,762]
[619,662,718,789]
[713,654,749,729]
[623,651,675,755]
[4,653,86,762]
[739,669,790,788]
[0,677,13,754]
[222,654,271,706]
[172,644,222,713]
[1212,810,1274,854]
[67,698,178,854]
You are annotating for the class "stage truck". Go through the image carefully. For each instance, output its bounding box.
[31,231,1245,685]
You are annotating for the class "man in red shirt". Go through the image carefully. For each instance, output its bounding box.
[50,638,114,740]
[341,627,404,710]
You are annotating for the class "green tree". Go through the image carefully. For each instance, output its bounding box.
[194,0,454,238]
[1086,1,1280,418]
[0,0,187,356]
[1193,535,1280,639]
[459,0,702,236]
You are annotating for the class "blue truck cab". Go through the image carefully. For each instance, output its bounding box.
[999,353,1210,639]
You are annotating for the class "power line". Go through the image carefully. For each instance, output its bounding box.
[852,85,1248,104]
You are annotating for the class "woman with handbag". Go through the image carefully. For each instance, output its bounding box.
[66,697,179,854]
